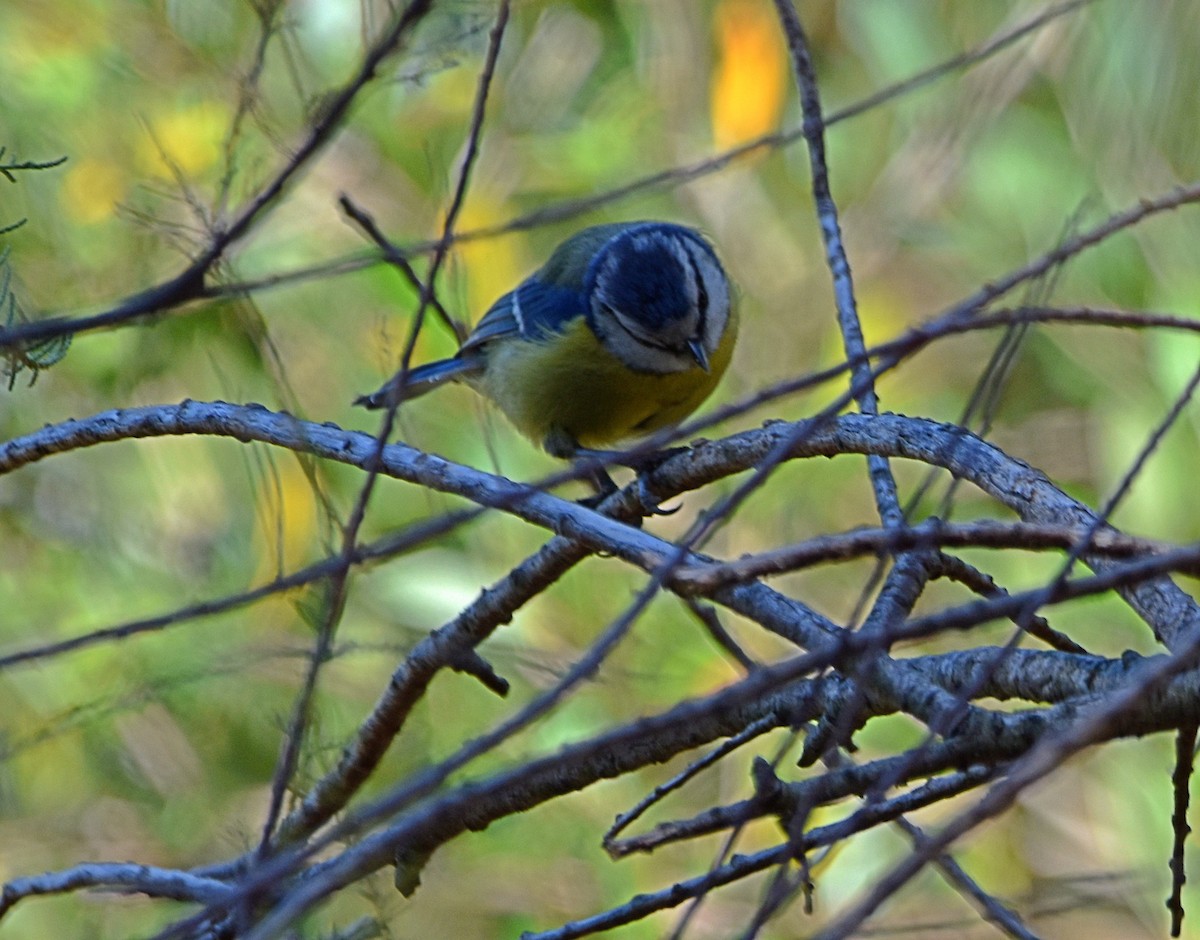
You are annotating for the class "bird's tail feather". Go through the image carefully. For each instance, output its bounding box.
[354,356,480,410]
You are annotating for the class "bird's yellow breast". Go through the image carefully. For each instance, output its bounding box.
[471,311,738,452]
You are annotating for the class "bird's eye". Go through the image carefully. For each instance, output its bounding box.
[610,308,663,346]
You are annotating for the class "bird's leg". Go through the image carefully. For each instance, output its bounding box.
[545,429,682,517]
[573,445,682,517]
[569,448,622,510]
[543,429,619,508]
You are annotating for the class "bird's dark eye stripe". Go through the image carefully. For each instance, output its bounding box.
[683,243,710,331]
[611,307,672,351]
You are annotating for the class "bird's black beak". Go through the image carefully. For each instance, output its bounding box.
[687,338,710,372]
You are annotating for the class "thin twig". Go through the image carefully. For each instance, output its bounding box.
[255,0,512,860]
[772,0,900,528]
[1168,720,1197,936]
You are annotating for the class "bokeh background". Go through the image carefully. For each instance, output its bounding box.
[2,0,1200,936]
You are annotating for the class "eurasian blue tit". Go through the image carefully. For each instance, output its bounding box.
[356,221,737,458]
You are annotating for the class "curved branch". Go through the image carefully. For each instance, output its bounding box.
[0,863,230,919]
[2,401,1193,663]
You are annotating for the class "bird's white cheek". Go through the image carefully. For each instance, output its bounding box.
[706,305,730,352]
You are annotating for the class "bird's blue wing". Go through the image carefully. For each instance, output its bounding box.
[459,276,588,355]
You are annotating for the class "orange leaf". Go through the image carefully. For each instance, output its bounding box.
[711,0,788,149]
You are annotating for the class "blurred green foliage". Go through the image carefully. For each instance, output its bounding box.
[0,1,1199,937]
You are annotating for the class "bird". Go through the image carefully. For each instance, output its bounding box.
[356,221,736,460]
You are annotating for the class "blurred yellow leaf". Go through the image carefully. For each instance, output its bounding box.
[252,458,320,580]
[137,101,226,178]
[60,157,126,223]
[711,0,788,149]
[456,198,526,328]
